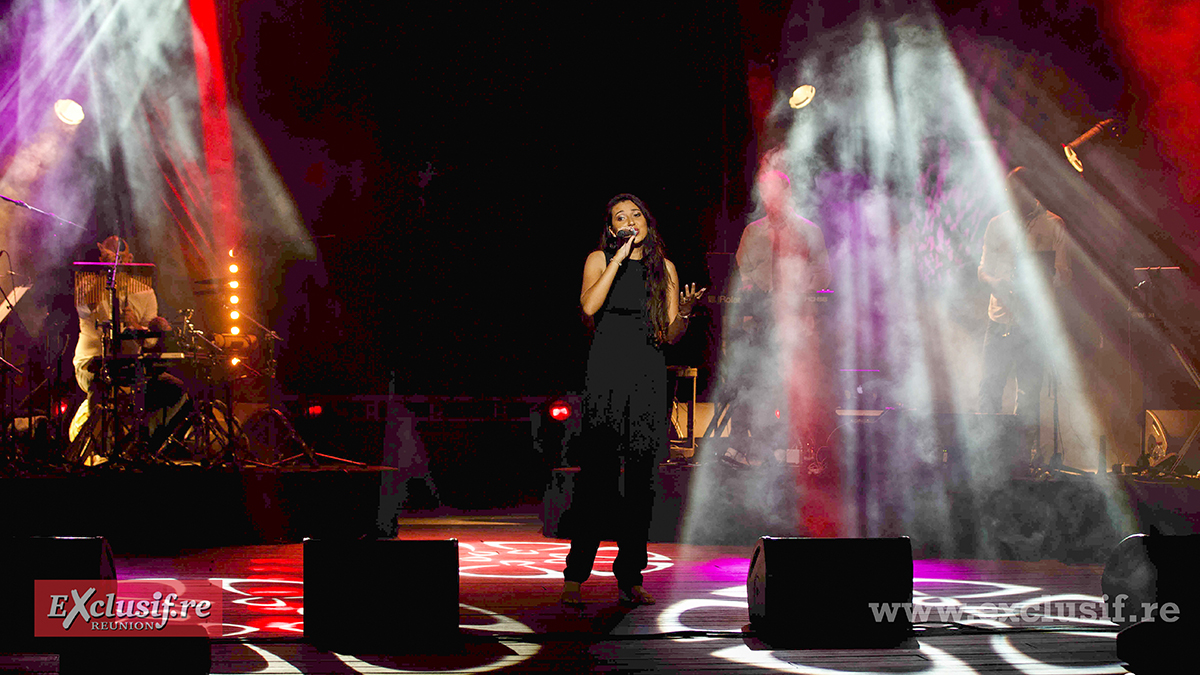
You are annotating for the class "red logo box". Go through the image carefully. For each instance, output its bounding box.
[34,579,222,638]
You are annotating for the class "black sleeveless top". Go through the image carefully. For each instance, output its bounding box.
[583,257,668,459]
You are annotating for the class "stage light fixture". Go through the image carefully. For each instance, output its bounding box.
[1063,118,1121,173]
[54,99,85,125]
[230,357,241,366]
[230,326,240,335]
[227,255,240,333]
[789,85,816,109]
[213,333,256,350]
[307,405,323,417]
[549,400,571,422]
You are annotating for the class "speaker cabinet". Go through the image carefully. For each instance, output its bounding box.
[0,536,116,649]
[0,537,201,674]
[747,536,913,647]
[1103,533,1200,626]
[304,539,459,653]
[1105,534,1200,674]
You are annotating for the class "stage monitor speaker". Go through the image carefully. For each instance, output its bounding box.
[58,637,211,675]
[1104,533,1200,674]
[304,538,459,653]
[747,536,913,647]
[0,536,116,649]
[1115,619,1195,675]
[1103,533,1200,626]
[0,536,210,674]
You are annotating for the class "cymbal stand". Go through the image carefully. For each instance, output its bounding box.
[235,307,364,468]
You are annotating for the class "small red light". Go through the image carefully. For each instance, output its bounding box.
[775,409,781,419]
[307,405,323,417]
[549,401,571,422]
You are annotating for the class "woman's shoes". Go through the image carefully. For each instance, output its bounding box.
[618,585,656,606]
[562,581,656,607]
[560,581,584,608]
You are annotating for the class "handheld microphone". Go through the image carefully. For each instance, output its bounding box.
[605,228,636,252]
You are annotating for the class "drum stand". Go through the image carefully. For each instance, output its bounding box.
[64,323,159,467]
[150,311,258,468]
[226,308,363,468]
[156,358,254,468]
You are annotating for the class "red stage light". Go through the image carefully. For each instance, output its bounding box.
[775,409,781,419]
[549,401,571,422]
[307,405,323,417]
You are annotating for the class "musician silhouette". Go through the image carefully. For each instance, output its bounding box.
[728,168,832,464]
[68,236,185,462]
[977,167,1072,454]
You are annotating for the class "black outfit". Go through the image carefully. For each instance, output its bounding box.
[564,256,667,589]
[978,320,1043,419]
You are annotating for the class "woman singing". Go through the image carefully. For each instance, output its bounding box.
[560,193,705,607]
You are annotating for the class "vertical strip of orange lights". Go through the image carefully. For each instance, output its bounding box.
[189,0,240,256]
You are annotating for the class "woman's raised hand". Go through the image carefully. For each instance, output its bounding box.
[679,283,707,316]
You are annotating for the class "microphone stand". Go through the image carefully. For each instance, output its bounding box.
[233,308,281,381]
[0,194,87,230]
[102,245,151,463]
[98,253,123,463]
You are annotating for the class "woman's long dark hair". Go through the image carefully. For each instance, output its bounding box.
[598,193,671,342]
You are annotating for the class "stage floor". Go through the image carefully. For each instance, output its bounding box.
[2,511,1132,674]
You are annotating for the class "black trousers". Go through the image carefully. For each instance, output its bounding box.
[563,444,657,588]
[978,320,1043,449]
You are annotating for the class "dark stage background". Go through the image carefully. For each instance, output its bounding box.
[229,0,751,397]
[173,1,1200,399]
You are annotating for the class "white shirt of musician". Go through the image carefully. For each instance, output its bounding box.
[73,287,159,391]
[979,206,1072,325]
